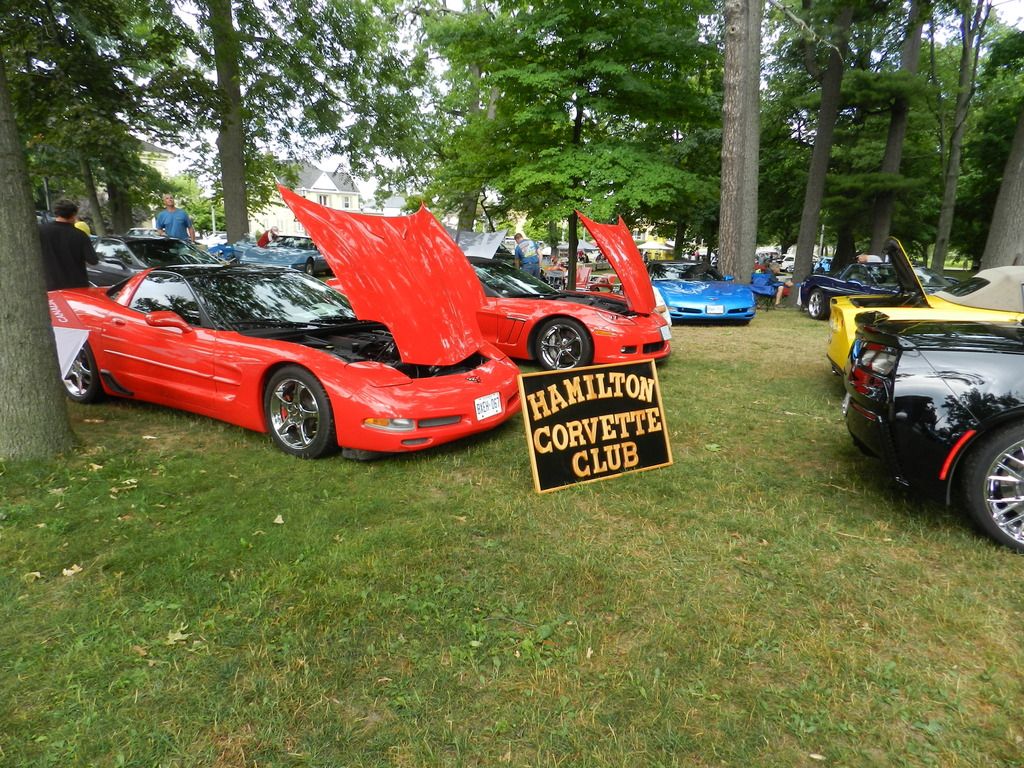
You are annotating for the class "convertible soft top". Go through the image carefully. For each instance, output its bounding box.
[935,266,1024,313]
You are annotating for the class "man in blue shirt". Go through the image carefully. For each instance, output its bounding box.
[513,232,541,278]
[155,194,195,241]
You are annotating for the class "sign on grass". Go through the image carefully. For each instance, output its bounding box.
[519,360,672,493]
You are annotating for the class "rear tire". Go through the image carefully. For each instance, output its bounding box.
[807,289,830,320]
[304,259,315,275]
[263,366,337,459]
[960,423,1024,553]
[63,342,105,403]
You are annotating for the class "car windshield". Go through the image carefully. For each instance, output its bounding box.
[649,262,723,281]
[128,239,221,267]
[913,267,954,289]
[188,270,356,328]
[473,259,560,298]
[273,236,315,249]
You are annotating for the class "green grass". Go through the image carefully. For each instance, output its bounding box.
[2,309,1022,767]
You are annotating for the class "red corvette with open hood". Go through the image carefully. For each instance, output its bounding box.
[468,212,671,370]
[51,190,521,459]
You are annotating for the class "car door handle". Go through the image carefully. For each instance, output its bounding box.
[110,318,126,327]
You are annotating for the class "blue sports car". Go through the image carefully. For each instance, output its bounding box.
[222,235,330,275]
[648,261,756,324]
[799,259,954,320]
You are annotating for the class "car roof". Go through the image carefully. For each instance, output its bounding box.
[935,266,1024,312]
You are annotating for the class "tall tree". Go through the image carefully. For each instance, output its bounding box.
[419,0,719,287]
[719,0,763,280]
[869,0,928,253]
[0,56,75,459]
[206,0,249,241]
[980,105,1024,267]
[930,0,991,271]
[791,3,855,290]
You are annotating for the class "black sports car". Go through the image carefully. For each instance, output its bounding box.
[89,236,226,286]
[844,314,1024,552]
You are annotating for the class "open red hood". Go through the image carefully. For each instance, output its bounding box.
[577,212,656,315]
[280,186,487,366]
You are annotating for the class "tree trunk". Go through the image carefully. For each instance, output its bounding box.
[719,0,762,282]
[0,57,75,460]
[791,5,854,299]
[209,0,249,242]
[869,0,925,253]
[79,155,106,235]
[980,106,1024,268]
[107,180,134,233]
[930,0,990,272]
[674,219,687,258]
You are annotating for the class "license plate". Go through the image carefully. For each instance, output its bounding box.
[475,392,503,421]
[706,305,725,314]
[659,324,672,340]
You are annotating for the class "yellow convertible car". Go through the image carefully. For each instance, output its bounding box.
[827,260,1024,373]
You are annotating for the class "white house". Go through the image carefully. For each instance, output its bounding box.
[252,165,361,236]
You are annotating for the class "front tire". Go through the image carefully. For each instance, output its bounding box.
[63,342,105,403]
[534,317,594,370]
[806,289,830,320]
[263,366,337,459]
[960,423,1024,553]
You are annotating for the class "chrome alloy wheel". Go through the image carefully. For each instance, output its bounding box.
[64,347,94,398]
[807,289,826,319]
[269,376,321,450]
[980,437,1024,547]
[538,323,585,369]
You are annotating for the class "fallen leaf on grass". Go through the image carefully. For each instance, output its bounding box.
[62,564,83,577]
[35,522,46,528]
[24,571,43,582]
[809,754,826,761]
[88,463,103,472]
[130,645,149,657]
[273,515,284,525]
[165,625,190,645]
[142,435,158,440]
[48,487,66,495]
[704,443,722,452]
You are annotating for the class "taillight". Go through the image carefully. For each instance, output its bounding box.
[850,341,898,397]
[857,342,898,376]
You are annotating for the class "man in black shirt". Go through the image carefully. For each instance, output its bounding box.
[39,199,98,290]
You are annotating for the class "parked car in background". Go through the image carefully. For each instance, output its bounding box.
[648,260,756,324]
[198,231,228,250]
[467,257,671,370]
[800,260,954,320]
[844,314,1024,552]
[125,227,163,238]
[780,254,795,273]
[88,235,226,286]
[230,234,329,275]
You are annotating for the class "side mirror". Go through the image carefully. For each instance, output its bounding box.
[145,311,193,333]
[102,258,128,270]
